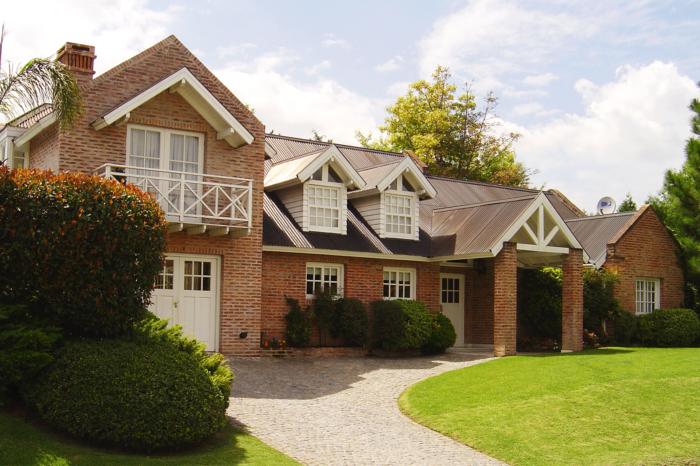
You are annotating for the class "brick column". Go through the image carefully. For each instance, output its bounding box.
[562,248,584,352]
[494,242,518,357]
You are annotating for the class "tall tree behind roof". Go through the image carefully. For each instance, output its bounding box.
[650,82,700,282]
[355,66,534,187]
[0,24,83,130]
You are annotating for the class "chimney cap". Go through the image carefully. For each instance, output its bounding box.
[57,42,95,55]
[55,42,96,78]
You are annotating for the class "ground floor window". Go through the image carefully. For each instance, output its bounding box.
[636,277,660,315]
[383,267,415,300]
[306,263,343,298]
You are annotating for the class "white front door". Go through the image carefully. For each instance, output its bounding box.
[440,273,464,347]
[150,254,220,351]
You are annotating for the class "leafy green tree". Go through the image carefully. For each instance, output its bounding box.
[0,24,83,130]
[356,66,533,187]
[618,192,638,212]
[649,83,700,283]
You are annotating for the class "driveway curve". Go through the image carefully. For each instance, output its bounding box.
[226,349,507,466]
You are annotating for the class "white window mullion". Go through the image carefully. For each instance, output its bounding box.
[306,263,344,298]
[383,267,415,300]
[635,277,660,315]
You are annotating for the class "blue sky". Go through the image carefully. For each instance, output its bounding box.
[3,0,700,212]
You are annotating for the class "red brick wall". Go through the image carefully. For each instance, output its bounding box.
[493,243,517,356]
[26,36,265,356]
[29,121,60,171]
[562,249,583,352]
[261,251,440,344]
[468,259,496,345]
[605,207,684,314]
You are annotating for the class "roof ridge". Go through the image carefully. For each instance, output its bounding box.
[426,174,539,193]
[433,194,537,213]
[566,212,636,223]
[267,134,406,159]
[269,147,328,165]
[357,159,402,172]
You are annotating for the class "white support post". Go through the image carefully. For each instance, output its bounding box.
[179,172,185,223]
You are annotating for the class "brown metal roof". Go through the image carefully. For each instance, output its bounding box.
[264,148,327,188]
[353,161,401,193]
[430,196,536,257]
[565,212,636,264]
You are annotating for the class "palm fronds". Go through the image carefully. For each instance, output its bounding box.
[0,24,83,130]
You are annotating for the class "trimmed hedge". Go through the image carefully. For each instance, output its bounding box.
[372,299,431,350]
[636,308,700,347]
[612,310,637,345]
[422,313,457,355]
[22,338,227,451]
[0,168,167,336]
[0,302,61,406]
[332,298,369,348]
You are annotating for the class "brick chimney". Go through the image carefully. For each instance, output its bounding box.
[55,42,96,87]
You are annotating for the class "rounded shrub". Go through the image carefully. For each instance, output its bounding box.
[422,313,457,355]
[0,167,167,336]
[332,298,369,347]
[22,338,227,451]
[612,310,637,345]
[651,308,700,347]
[371,299,431,351]
[636,314,656,345]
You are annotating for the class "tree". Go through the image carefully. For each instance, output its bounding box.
[355,66,533,187]
[649,82,700,286]
[618,192,638,212]
[0,24,83,130]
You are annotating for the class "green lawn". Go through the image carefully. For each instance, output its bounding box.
[0,410,300,466]
[399,348,700,466]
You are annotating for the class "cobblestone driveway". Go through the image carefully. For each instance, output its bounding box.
[226,349,507,466]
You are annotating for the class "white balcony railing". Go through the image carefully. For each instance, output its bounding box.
[94,164,253,236]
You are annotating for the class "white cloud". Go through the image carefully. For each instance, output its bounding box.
[375,55,403,72]
[504,61,700,213]
[513,103,543,115]
[214,59,380,145]
[1,0,182,75]
[304,60,331,76]
[322,38,349,48]
[502,89,549,99]
[216,43,257,59]
[523,72,558,86]
[417,0,590,82]
[387,81,410,97]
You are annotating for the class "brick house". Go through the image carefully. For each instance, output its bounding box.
[0,36,683,357]
[566,205,685,316]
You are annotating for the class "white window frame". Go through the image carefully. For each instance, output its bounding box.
[304,164,345,234]
[305,262,344,299]
[126,124,205,175]
[383,267,416,300]
[381,174,419,240]
[635,277,660,315]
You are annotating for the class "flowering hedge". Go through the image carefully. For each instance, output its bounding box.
[0,167,167,336]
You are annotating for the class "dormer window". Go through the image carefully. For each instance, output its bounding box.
[383,174,418,240]
[305,164,346,234]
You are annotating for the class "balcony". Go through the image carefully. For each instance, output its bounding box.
[94,164,253,237]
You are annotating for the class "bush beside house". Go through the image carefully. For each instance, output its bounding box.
[0,168,232,450]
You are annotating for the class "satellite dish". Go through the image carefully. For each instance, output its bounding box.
[597,196,616,215]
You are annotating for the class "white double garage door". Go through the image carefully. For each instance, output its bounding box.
[150,254,220,351]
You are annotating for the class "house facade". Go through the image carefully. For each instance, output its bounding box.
[0,36,683,356]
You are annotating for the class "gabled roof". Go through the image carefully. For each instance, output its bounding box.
[350,156,437,199]
[264,145,366,190]
[91,67,254,148]
[566,211,637,267]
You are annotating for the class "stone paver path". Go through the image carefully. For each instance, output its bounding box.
[226,349,507,466]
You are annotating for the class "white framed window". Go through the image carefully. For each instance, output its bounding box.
[383,267,415,300]
[305,164,345,234]
[636,277,660,315]
[126,125,204,218]
[306,263,344,298]
[382,174,418,240]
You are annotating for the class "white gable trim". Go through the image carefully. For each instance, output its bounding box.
[490,192,587,260]
[375,157,437,199]
[265,141,277,158]
[13,113,56,149]
[91,67,254,148]
[297,145,366,189]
